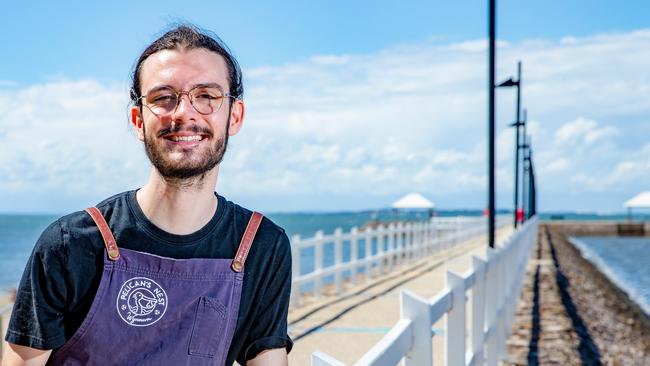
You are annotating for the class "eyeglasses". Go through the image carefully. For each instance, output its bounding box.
[139,85,236,116]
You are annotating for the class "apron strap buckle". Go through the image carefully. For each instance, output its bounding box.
[231,212,263,272]
[85,207,121,261]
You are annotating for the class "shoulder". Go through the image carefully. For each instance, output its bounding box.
[229,199,287,240]
[35,191,133,255]
[224,197,290,258]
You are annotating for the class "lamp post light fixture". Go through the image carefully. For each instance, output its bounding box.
[497,61,523,228]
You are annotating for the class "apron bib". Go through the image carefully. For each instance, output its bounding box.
[47,207,263,366]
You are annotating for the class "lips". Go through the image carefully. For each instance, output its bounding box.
[167,135,204,142]
[158,124,213,146]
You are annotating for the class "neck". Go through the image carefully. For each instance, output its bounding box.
[136,167,220,235]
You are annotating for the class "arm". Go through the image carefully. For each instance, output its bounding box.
[246,348,288,366]
[237,229,293,365]
[5,220,70,362]
[1,344,51,366]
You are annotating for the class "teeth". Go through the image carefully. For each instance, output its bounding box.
[171,135,202,142]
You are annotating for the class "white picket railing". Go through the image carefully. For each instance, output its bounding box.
[290,215,510,307]
[311,216,538,366]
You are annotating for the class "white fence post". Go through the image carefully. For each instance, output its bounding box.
[401,290,433,366]
[471,256,487,365]
[314,230,324,299]
[445,270,466,366]
[418,222,425,258]
[312,351,346,366]
[485,248,498,366]
[334,228,343,295]
[387,223,395,272]
[407,222,414,262]
[377,225,386,275]
[350,227,359,286]
[395,221,404,265]
[427,221,433,253]
[496,247,506,361]
[364,226,373,280]
[291,234,301,308]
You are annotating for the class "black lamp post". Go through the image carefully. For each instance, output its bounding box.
[529,156,537,218]
[522,135,531,221]
[519,109,528,221]
[487,0,496,248]
[497,61,523,228]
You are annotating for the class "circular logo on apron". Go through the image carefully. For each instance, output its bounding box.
[116,277,168,327]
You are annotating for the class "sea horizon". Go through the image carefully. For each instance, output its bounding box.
[2,211,650,301]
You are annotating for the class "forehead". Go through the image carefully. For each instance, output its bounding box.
[139,48,229,92]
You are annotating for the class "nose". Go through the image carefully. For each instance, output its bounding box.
[171,93,197,122]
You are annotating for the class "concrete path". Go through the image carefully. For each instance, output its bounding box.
[288,225,514,365]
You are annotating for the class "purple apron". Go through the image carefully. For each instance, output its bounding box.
[47,207,263,366]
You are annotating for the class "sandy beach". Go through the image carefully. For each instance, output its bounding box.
[508,222,650,365]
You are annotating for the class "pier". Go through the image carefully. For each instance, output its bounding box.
[2,218,648,365]
[288,216,528,365]
[289,218,650,365]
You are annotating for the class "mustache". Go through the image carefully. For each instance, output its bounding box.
[157,124,213,138]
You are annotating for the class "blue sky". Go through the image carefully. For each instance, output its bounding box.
[5,1,648,84]
[2,1,650,213]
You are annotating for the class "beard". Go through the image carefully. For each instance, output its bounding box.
[143,120,229,185]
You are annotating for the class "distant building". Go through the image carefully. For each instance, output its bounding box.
[392,193,436,218]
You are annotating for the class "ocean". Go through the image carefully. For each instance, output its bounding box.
[0,210,454,291]
[2,211,649,296]
[570,236,650,316]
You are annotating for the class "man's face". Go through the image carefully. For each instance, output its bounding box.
[132,48,244,181]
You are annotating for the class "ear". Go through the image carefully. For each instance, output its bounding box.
[227,99,245,136]
[130,106,145,141]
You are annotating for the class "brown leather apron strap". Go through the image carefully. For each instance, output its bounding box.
[231,212,263,272]
[85,207,121,261]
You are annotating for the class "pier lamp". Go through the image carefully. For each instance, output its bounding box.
[528,145,536,219]
[522,137,531,222]
[529,156,537,217]
[514,109,528,222]
[487,0,496,248]
[497,61,523,228]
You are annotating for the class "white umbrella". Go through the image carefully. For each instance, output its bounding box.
[624,191,650,208]
[624,191,650,221]
[392,193,435,209]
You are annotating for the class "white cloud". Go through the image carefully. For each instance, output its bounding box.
[554,117,619,146]
[2,29,650,212]
[0,80,149,206]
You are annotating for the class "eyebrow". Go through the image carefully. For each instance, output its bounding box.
[144,83,226,95]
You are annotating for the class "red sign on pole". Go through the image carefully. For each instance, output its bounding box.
[516,208,524,223]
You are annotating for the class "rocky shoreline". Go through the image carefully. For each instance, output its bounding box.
[507,222,650,365]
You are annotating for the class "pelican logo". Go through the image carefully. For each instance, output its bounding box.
[116,277,167,327]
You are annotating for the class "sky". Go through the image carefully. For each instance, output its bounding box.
[1,1,650,214]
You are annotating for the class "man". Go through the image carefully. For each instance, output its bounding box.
[3,25,292,365]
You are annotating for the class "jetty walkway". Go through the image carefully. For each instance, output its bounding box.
[506,222,650,365]
[288,224,514,365]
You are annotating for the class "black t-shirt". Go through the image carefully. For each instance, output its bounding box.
[5,190,293,365]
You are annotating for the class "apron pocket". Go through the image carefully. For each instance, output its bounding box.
[189,296,229,357]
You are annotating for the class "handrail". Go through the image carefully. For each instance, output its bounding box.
[311,217,538,365]
[291,215,510,307]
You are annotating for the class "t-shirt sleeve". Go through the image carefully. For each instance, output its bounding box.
[238,231,293,363]
[5,220,69,350]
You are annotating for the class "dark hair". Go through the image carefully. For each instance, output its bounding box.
[130,24,243,104]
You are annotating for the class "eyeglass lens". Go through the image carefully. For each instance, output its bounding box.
[144,87,225,115]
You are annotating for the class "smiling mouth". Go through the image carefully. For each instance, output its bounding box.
[167,135,204,142]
